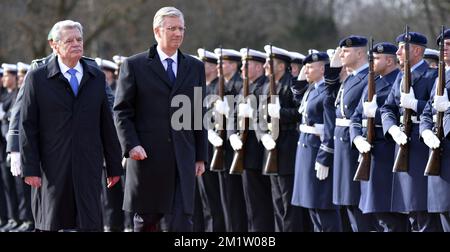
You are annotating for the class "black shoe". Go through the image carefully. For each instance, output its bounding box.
[9,221,35,232]
[0,219,21,232]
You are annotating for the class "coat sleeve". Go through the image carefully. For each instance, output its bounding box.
[381,76,401,138]
[19,72,41,177]
[350,94,364,143]
[6,77,25,153]
[195,63,208,163]
[101,83,124,178]
[113,59,140,157]
[316,91,336,167]
[279,82,301,124]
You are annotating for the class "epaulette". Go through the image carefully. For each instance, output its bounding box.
[30,57,47,67]
[82,56,96,62]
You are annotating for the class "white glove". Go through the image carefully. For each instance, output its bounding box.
[10,152,22,177]
[207,129,223,147]
[315,162,329,180]
[353,136,371,154]
[330,47,342,68]
[388,125,408,145]
[215,99,230,116]
[0,107,5,121]
[261,134,276,150]
[268,98,281,119]
[363,95,378,118]
[238,103,253,118]
[400,88,418,111]
[433,89,450,112]
[297,65,307,81]
[422,129,440,149]
[229,134,243,151]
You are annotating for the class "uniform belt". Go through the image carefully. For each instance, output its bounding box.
[335,118,351,127]
[299,124,324,136]
[362,119,383,128]
[399,115,419,124]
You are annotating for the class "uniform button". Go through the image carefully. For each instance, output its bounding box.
[345,105,348,109]
[305,113,308,117]
[340,137,343,141]
[302,144,307,148]
[333,136,336,140]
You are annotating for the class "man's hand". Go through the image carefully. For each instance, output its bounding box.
[25,176,42,188]
[195,161,205,177]
[400,88,418,111]
[297,65,307,81]
[229,134,243,151]
[207,129,223,147]
[315,162,329,180]
[215,99,230,116]
[268,98,281,119]
[107,176,121,188]
[261,134,276,150]
[353,136,371,154]
[129,145,147,160]
[433,89,450,112]
[363,95,378,118]
[330,47,342,68]
[388,125,408,145]
[238,103,254,118]
[422,129,440,149]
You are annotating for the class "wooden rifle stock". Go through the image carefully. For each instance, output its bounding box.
[393,26,412,173]
[210,48,226,172]
[354,38,375,181]
[263,45,279,175]
[424,26,446,176]
[230,48,250,175]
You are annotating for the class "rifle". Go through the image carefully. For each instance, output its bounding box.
[262,45,279,175]
[424,26,446,176]
[210,47,226,172]
[393,25,412,173]
[229,48,250,175]
[354,38,375,181]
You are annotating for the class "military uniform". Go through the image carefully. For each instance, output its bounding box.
[381,32,442,231]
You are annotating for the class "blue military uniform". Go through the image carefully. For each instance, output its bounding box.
[349,42,407,231]
[419,29,450,231]
[291,52,341,232]
[332,36,373,232]
[380,31,441,232]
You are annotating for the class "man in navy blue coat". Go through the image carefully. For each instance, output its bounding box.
[114,7,207,232]
[381,31,442,232]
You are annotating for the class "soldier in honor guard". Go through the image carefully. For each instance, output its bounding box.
[0,64,22,232]
[229,48,274,231]
[16,62,30,89]
[424,48,439,69]
[261,45,303,231]
[291,52,342,232]
[196,48,226,232]
[213,48,248,232]
[419,29,450,231]
[350,42,409,231]
[95,58,119,92]
[330,35,373,232]
[380,31,442,231]
[289,51,306,78]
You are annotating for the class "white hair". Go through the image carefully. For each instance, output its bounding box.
[153,6,184,29]
[51,20,83,42]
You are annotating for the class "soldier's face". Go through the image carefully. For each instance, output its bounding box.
[242,61,262,81]
[291,63,301,77]
[220,60,237,77]
[204,62,217,77]
[155,17,184,53]
[373,54,387,74]
[305,62,324,83]
[444,39,450,63]
[340,47,357,67]
[55,28,83,62]
[2,72,17,89]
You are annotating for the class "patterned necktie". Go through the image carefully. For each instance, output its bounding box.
[165,58,176,85]
[67,68,78,96]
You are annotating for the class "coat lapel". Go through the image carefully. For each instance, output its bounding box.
[343,67,368,97]
[147,45,172,88]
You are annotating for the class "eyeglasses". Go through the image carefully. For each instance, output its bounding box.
[164,26,186,33]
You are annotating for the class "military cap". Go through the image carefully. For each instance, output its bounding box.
[95,58,118,71]
[197,48,218,64]
[288,51,306,64]
[1,63,18,74]
[396,32,427,47]
[436,29,450,46]
[302,52,330,64]
[239,48,266,63]
[214,48,241,62]
[17,62,30,74]
[339,35,368,48]
[112,55,127,65]
[424,48,439,61]
[372,42,398,55]
[263,45,291,63]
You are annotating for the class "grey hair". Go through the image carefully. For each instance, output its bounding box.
[153,6,184,29]
[51,20,83,42]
